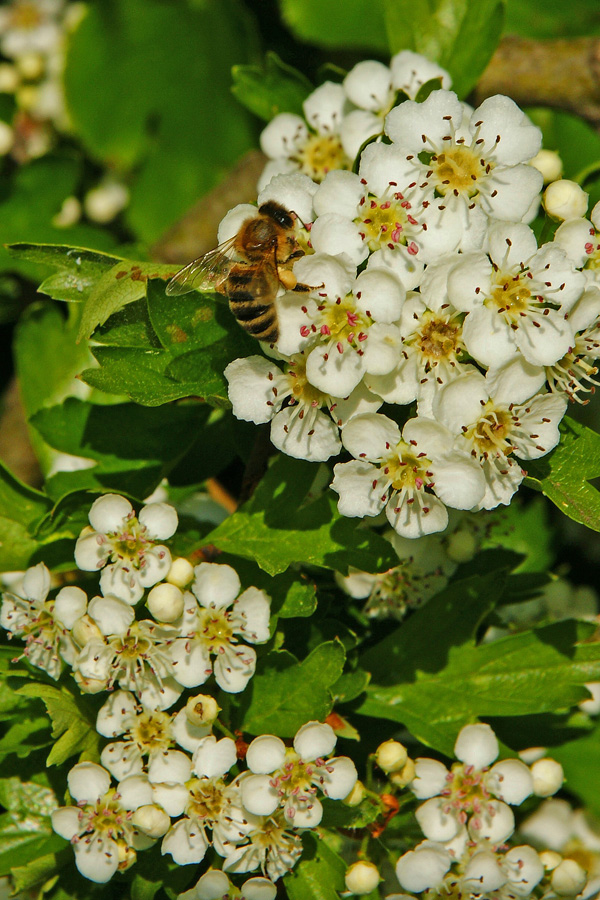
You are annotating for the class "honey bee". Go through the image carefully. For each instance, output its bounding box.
[165,200,315,343]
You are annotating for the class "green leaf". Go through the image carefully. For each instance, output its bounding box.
[6,242,123,303]
[358,570,600,754]
[0,156,117,281]
[384,0,505,98]
[278,578,318,618]
[64,0,256,244]
[503,0,600,39]
[524,417,600,532]
[237,640,345,736]
[30,398,209,500]
[279,0,389,51]
[11,850,65,893]
[284,832,347,900]
[16,684,100,766]
[0,776,63,880]
[78,260,175,342]
[0,458,52,570]
[550,718,600,817]
[204,455,399,576]
[232,52,313,121]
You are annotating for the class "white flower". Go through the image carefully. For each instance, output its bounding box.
[225,353,381,462]
[276,253,406,397]
[258,82,352,189]
[385,90,543,250]
[390,50,452,96]
[96,690,212,780]
[0,563,85,678]
[74,494,178,605]
[170,563,270,694]
[178,869,277,900]
[433,363,567,510]
[223,812,303,881]
[446,222,585,368]
[395,841,452,892]
[331,412,486,539]
[240,721,357,828]
[0,0,65,60]
[51,762,157,883]
[159,736,252,866]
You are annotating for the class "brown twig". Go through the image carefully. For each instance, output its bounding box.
[476,35,600,128]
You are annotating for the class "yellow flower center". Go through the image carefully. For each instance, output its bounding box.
[382,443,432,492]
[318,296,370,349]
[465,402,514,457]
[197,607,234,651]
[413,311,463,365]
[296,133,351,182]
[131,710,172,754]
[490,273,533,319]
[186,778,226,822]
[355,196,418,253]
[432,146,489,197]
[108,516,152,569]
[287,358,326,406]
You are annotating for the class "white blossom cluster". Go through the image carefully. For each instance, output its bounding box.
[0,492,359,887]
[223,52,600,541]
[386,723,589,900]
[0,0,130,218]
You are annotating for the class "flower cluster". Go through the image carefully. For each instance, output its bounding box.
[224,52,600,541]
[52,721,357,884]
[0,492,360,888]
[387,724,586,900]
[0,0,130,218]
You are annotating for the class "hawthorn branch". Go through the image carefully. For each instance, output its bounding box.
[475,35,600,128]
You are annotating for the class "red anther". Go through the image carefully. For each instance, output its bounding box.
[407,241,418,256]
[358,332,368,341]
[300,325,311,337]
[320,324,331,335]
[336,341,344,354]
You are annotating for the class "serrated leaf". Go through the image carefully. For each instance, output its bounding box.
[78,260,175,341]
[524,417,600,531]
[204,455,398,576]
[237,640,345,736]
[284,832,347,900]
[16,684,100,766]
[232,52,313,121]
[0,458,52,570]
[6,242,123,303]
[384,0,505,98]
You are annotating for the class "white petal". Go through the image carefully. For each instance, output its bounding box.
[462,306,518,368]
[342,412,401,460]
[260,113,308,158]
[88,493,132,533]
[487,221,538,266]
[431,452,486,510]
[139,502,178,539]
[353,267,405,323]
[96,691,137,739]
[320,756,357,799]
[161,818,208,865]
[74,837,120,883]
[454,723,498,767]
[482,164,543,221]
[225,356,283,424]
[474,95,541,165]
[151,782,189,817]
[515,312,574,367]
[53,586,87,628]
[241,773,280,816]
[231,586,271,643]
[246,734,286,774]
[339,108,382,160]
[138,545,172,589]
[270,406,341,462]
[344,60,391,111]
[285,796,323,827]
[193,735,237,778]
[416,797,460,841]
[446,253,492,312]
[305,343,366,395]
[68,762,110,803]
[294,721,336,760]
[241,878,277,900]
[170,638,212,688]
[22,562,51,602]
[99,563,144,605]
[303,81,347,133]
[170,709,212,753]
[486,357,546,406]
[361,324,402,375]
[385,89,463,152]
[193,562,240,610]
[51,806,81,840]
[118,774,154,810]
[331,459,387,518]
[191,869,231,900]
[88,595,135,636]
[390,50,452,94]
[313,169,363,219]
[395,845,451,892]
[293,252,355,299]
[469,799,515,842]
[411,759,449,799]
[213,643,256,693]
[100,741,144,780]
[309,213,368,265]
[463,850,507,893]
[148,749,193,785]
[74,531,108,572]
[487,759,533,805]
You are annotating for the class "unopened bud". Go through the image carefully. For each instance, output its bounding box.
[531,757,564,796]
[544,179,589,221]
[52,195,82,228]
[131,804,170,839]
[389,758,416,787]
[71,614,102,647]
[519,746,547,765]
[0,63,19,93]
[16,52,44,81]
[343,780,365,807]
[185,693,220,726]
[530,149,563,184]
[16,84,38,111]
[73,671,106,694]
[376,740,408,773]
[84,181,129,224]
[345,861,381,895]
[167,557,194,589]
[445,528,477,563]
[147,582,184,622]
[551,858,587,896]
[540,851,562,871]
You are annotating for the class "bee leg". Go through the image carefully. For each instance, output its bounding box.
[293,281,324,293]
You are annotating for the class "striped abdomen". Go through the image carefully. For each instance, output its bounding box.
[226,262,280,342]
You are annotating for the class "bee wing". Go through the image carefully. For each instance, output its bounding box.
[165,237,237,297]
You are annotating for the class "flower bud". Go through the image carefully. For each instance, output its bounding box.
[389,758,416,787]
[185,693,220,726]
[376,740,408,773]
[530,758,564,797]
[147,583,184,622]
[167,557,194,589]
[16,84,38,111]
[445,528,477,563]
[16,52,44,81]
[84,181,129,224]
[551,858,587,896]
[343,780,365,807]
[131,804,171,839]
[530,149,563,184]
[345,861,381,894]
[73,671,107,694]
[0,63,19,93]
[71,614,102,647]
[52,196,82,228]
[540,850,562,871]
[544,179,589,221]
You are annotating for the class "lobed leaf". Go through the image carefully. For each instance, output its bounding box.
[232,52,313,121]
[284,833,347,900]
[16,683,100,767]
